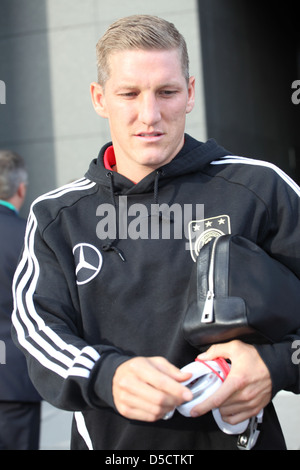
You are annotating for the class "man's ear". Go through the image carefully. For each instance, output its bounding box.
[90,82,108,118]
[18,181,27,201]
[186,76,196,115]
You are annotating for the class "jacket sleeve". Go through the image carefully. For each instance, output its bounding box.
[11,208,132,412]
[254,166,300,397]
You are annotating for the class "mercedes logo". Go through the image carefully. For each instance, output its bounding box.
[73,243,103,285]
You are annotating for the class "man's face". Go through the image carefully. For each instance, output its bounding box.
[91,48,195,182]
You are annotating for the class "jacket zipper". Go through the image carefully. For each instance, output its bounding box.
[200,236,219,323]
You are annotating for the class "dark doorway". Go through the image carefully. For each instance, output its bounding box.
[198,0,300,183]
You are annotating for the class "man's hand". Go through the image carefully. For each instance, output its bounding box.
[191,340,272,425]
[112,356,193,422]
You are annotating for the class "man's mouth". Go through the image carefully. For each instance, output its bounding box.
[136,132,164,138]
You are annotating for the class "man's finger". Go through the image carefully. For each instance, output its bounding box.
[190,373,237,417]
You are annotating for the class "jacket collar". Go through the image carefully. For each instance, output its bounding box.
[0,201,18,214]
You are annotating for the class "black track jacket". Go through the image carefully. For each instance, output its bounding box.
[12,135,300,449]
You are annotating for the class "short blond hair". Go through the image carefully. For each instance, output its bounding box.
[96,15,190,87]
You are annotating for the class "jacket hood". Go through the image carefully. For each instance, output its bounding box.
[84,134,230,261]
[85,134,230,195]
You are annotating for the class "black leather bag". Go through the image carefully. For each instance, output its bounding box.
[183,234,300,348]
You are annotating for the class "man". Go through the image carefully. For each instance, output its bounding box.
[0,150,41,449]
[12,15,300,450]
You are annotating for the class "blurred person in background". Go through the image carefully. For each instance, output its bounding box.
[0,150,41,450]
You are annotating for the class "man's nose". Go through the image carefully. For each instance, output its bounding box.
[138,93,161,125]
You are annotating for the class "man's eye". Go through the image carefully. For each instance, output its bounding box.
[120,92,137,98]
[160,90,177,97]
